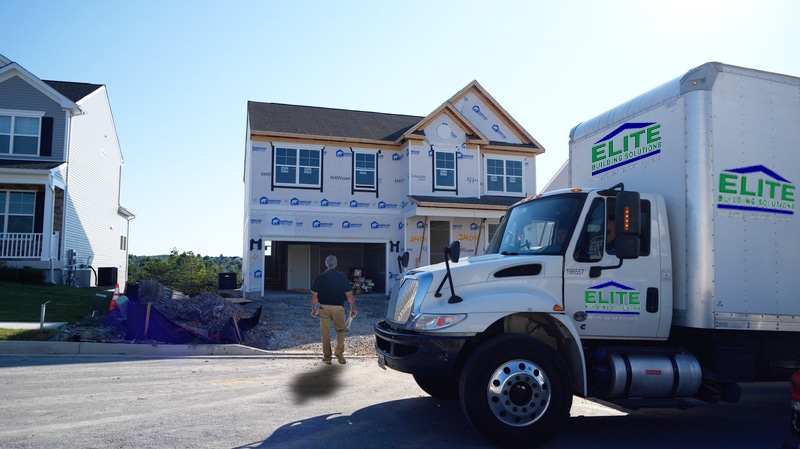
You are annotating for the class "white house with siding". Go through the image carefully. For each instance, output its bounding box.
[0,54,133,289]
[242,81,544,298]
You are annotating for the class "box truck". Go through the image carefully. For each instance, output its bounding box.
[375,62,799,447]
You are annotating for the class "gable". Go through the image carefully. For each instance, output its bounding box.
[0,62,80,113]
[403,80,544,155]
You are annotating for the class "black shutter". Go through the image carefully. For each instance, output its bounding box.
[34,191,45,233]
[39,116,53,157]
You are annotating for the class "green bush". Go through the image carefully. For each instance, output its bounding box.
[0,262,18,281]
[19,266,45,284]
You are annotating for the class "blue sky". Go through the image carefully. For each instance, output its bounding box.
[3,0,799,256]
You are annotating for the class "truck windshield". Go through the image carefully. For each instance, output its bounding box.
[487,194,585,256]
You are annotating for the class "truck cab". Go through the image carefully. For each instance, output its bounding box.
[375,184,694,446]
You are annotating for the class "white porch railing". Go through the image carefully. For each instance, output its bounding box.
[0,233,44,259]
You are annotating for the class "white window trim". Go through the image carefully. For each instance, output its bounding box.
[484,155,525,196]
[0,109,46,118]
[0,109,45,157]
[352,149,377,191]
[433,148,457,190]
[0,190,36,233]
[272,142,323,188]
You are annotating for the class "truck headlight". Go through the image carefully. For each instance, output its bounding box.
[411,313,467,330]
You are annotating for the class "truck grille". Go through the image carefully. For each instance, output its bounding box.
[388,278,418,324]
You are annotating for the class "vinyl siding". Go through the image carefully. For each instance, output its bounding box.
[0,76,67,161]
[62,86,127,285]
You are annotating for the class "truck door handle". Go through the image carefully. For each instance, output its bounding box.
[646,287,659,313]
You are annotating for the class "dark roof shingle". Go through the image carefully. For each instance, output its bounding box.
[248,102,423,142]
[0,160,62,170]
[43,80,103,103]
[410,195,521,208]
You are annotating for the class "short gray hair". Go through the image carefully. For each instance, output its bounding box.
[325,255,337,269]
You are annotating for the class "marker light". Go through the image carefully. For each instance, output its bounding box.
[623,206,632,232]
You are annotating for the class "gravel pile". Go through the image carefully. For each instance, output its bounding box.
[53,289,391,358]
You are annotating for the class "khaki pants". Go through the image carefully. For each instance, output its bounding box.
[319,304,346,361]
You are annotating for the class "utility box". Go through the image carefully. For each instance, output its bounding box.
[75,269,92,288]
[97,267,118,287]
[218,273,237,290]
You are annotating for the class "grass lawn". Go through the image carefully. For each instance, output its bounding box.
[0,281,113,339]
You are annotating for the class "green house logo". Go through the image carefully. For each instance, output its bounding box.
[585,281,641,315]
[718,165,795,215]
[591,122,662,175]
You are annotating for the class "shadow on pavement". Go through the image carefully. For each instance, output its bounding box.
[235,397,491,449]
[239,382,793,449]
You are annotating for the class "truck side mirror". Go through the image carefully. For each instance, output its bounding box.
[445,241,461,263]
[615,191,641,260]
[399,251,409,268]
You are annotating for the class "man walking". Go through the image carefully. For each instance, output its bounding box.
[311,255,356,365]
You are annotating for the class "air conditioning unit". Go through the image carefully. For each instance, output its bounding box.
[97,267,118,287]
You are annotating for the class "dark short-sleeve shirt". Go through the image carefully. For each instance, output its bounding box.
[311,269,352,305]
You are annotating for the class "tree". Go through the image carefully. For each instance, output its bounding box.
[128,250,242,297]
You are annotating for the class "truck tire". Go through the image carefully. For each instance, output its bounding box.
[413,374,459,400]
[459,334,572,447]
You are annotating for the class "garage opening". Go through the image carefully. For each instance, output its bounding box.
[264,241,387,293]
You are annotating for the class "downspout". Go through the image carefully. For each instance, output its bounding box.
[48,172,55,283]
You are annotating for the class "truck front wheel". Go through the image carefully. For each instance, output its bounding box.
[459,334,572,447]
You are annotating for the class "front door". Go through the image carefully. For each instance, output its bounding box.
[429,220,450,265]
[563,197,664,339]
[287,244,310,290]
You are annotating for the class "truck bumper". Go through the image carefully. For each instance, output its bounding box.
[374,320,468,378]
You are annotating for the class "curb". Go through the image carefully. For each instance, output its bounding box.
[0,340,377,360]
[0,340,325,358]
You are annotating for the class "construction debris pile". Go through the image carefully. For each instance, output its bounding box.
[54,282,265,347]
[51,283,389,354]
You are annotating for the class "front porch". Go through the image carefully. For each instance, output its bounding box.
[0,232,47,259]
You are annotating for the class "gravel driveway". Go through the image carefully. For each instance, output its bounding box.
[249,291,390,357]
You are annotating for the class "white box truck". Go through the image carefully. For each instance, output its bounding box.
[375,62,799,447]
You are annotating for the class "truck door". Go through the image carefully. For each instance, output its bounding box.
[563,197,664,339]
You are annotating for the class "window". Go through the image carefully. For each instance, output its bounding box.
[0,191,36,233]
[487,222,499,251]
[434,150,456,190]
[120,218,128,251]
[0,113,42,155]
[486,157,523,194]
[353,151,376,190]
[574,197,651,262]
[273,145,321,188]
[605,198,651,256]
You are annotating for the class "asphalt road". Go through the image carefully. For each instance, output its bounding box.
[0,352,794,448]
